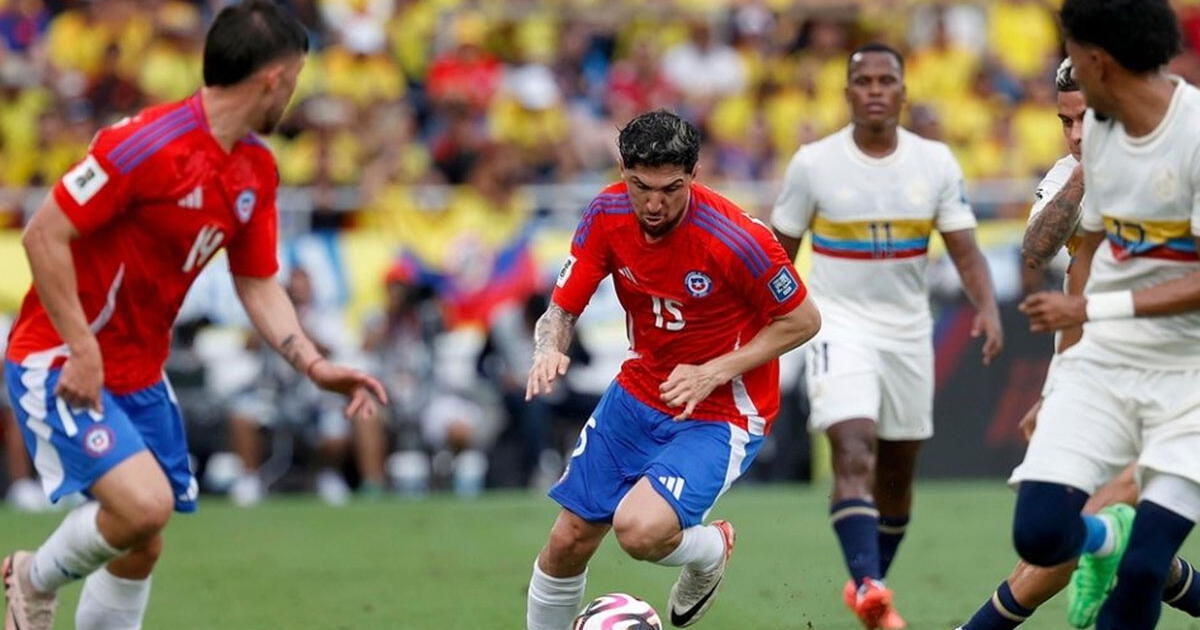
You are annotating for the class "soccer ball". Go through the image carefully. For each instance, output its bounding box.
[572,593,663,630]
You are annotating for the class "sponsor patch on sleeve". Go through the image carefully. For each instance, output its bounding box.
[769,266,799,303]
[556,255,577,288]
[62,155,109,206]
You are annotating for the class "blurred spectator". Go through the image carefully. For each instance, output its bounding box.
[489,63,572,179]
[661,21,746,103]
[0,0,48,53]
[227,268,386,507]
[427,11,501,112]
[987,0,1058,80]
[85,43,143,123]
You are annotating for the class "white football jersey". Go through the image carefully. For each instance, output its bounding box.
[771,125,977,349]
[1030,154,1083,227]
[1074,78,1200,369]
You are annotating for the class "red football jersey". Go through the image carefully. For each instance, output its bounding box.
[552,182,807,434]
[7,93,279,393]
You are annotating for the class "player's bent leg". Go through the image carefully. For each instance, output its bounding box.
[528,509,608,630]
[91,451,174,551]
[959,562,1073,630]
[1097,475,1200,629]
[1012,481,1090,567]
[613,478,684,562]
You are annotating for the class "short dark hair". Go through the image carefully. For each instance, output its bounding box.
[1061,0,1181,74]
[847,43,905,79]
[203,0,309,87]
[617,110,701,173]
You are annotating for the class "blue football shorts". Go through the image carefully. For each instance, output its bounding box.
[5,359,198,512]
[549,382,764,528]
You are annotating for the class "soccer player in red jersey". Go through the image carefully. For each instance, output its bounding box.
[2,4,385,629]
[523,110,822,629]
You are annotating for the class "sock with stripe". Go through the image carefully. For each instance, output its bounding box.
[656,524,725,572]
[961,580,1035,630]
[878,514,909,578]
[1097,501,1193,629]
[1163,556,1200,616]
[831,498,882,587]
[30,502,123,593]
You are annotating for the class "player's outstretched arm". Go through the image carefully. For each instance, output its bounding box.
[233,275,387,420]
[525,302,577,401]
[22,197,103,411]
[660,298,820,420]
[943,228,1004,365]
[1022,164,1085,271]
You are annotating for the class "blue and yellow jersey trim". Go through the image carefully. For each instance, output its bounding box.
[1103,216,1198,262]
[810,216,934,260]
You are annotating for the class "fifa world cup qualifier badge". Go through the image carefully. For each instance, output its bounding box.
[769,267,798,302]
[684,271,713,298]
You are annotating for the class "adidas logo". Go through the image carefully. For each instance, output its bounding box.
[177,186,203,209]
[658,476,685,500]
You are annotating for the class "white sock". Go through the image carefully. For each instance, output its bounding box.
[527,560,586,630]
[1095,514,1118,557]
[656,524,724,572]
[30,502,122,593]
[75,568,152,630]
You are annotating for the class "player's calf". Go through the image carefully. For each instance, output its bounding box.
[1097,499,1195,629]
[527,510,607,630]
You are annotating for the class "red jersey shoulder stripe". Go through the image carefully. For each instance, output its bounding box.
[107,105,199,174]
[573,189,632,247]
[105,104,192,166]
[691,202,770,277]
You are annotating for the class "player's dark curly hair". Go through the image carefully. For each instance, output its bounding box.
[617,110,701,173]
[203,0,310,87]
[1061,0,1181,74]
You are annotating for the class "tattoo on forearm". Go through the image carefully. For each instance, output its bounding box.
[1022,176,1085,270]
[533,304,577,355]
[279,333,312,371]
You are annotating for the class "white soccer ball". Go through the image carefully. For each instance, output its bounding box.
[572,593,663,630]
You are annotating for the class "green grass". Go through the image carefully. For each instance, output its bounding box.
[2,482,1199,629]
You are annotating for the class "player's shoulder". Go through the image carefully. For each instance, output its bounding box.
[91,97,201,174]
[789,126,847,161]
[688,183,777,274]
[899,127,956,162]
[236,133,279,174]
[1043,154,1078,182]
[573,182,634,246]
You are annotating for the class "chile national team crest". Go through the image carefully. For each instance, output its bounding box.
[235,189,256,223]
[83,425,115,458]
[684,271,713,298]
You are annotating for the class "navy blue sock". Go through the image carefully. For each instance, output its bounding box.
[1098,501,1194,629]
[1012,481,1089,567]
[831,498,882,586]
[962,581,1035,630]
[1164,557,1200,617]
[878,515,909,578]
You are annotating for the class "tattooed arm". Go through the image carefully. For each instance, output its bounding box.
[524,302,579,400]
[1022,164,1085,271]
[234,275,387,419]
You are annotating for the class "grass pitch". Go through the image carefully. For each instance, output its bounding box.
[2,482,1199,629]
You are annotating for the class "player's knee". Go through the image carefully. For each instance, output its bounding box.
[831,440,874,481]
[545,518,601,566]
[612,513,668,562]
[1012,511,1078,567]
[126,534,164,569]
[114,486,174,543]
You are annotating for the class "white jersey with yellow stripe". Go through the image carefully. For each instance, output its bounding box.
[1073,78,1200,370]
[771,125,977,351]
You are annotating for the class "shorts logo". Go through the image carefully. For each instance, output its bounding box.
[63,155,109,205]
[658,476,685,500]
[769,267,799,303]
[556,255,576,288]
[83,425,115,458]
[235,189,256,223]
[684,271,712,298]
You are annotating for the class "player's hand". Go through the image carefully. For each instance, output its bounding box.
[972,309,1004,366]
[1019,292,1087,332]
[57,335,104,412]
[526,350,570,400]
[1018,398,1041,442]
[307,359,388,421]
[660,364,728,421]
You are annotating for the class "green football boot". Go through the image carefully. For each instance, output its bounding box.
[1067,503,1136,628]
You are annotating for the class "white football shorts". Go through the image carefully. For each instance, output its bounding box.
[804,333,934,441]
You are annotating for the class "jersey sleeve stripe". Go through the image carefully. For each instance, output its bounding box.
[696,203,771,270]
[693,213,768,276]
[106,106,193,164]
[115,121,199,173]
[694,204,770,275]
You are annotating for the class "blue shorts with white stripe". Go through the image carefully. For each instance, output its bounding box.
[4,359,197,512]
[549,382,763,528]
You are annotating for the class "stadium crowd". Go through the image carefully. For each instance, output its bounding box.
[2,0,1197,507]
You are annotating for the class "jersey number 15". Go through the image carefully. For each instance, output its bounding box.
[651,296,685,331]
